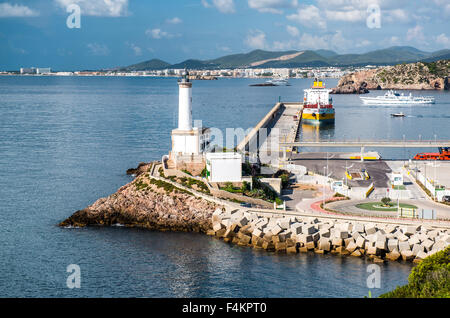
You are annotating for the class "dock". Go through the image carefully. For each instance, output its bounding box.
[236,102,303,165]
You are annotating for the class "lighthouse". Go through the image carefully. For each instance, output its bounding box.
[168,70,210,173]
[177,70,193,131]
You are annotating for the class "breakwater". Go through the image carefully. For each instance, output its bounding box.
[209,208,450,263]
[61,163,450,264]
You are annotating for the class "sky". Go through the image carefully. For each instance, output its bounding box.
[0,0,449,70]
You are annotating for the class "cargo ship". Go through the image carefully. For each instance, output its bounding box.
[302,79,335,125]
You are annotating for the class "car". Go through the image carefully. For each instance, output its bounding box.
[443,196,450,203]
[240,203,252,208]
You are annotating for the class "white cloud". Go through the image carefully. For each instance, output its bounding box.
[435,33,450,46]
[390,36,401,45]
[406,25,425,42]
[0,3,39,17]
[286,25,299,37]
[202,0,235,13]
[146,28,172,39]
[355,39,372,47]
[287,5,326,29]
[86,43,110,56]
[54,0,128,17]
[244,29,267,49]
[325,9,365,22]
[126,42,142,56]
[298,33,329,50]
[248,0,298,14]
[166,17,182,24]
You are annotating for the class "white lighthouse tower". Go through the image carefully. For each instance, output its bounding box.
[177,70,193,131]
[168,70,210,173]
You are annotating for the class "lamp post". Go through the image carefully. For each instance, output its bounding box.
[323,166,326,209]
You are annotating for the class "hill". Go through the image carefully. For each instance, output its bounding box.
[121,59,171,71]
[119,46,450,71]
[332,59,450,93]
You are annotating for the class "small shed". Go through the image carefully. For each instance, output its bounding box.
[206,152,242,183]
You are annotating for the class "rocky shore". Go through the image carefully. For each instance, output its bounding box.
[210,209,450,264]
[61,162,450,264]
[332,60,450,94]
[60,163,219,233]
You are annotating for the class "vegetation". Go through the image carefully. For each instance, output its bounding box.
[221,177,281,204]
[122,48,450,71]
[380,246,450,298]
[381,197,392,207]
[356,202,417,212]
[148,178,193,196]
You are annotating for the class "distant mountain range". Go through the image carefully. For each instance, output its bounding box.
[119,46,450,71]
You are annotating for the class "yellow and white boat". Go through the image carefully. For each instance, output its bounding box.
[302,79,335,125]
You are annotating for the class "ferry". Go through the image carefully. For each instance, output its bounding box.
[302,79,335,125]
[360,90,435,105]
[266,78,289,86]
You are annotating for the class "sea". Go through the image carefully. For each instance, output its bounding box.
[1,76,449,298]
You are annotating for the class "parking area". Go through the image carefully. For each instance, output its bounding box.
[289,152,392,188]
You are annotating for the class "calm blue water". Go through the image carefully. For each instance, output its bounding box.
[2,76,447,297]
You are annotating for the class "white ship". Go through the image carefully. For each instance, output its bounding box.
[266,78,289,86]
[360,90,435,105]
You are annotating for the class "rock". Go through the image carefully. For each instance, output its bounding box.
[365,224,377,235]
[386,249,401,261]
[275,242,287,252]
[351,249,362,257]
[387,239,398,252]
[302,225,317,235]
[252,228,264,238]
[401,250,414,261]
[271,224,284,236]
[318,238,331,251]
[422,239,434,251]
[286,246,298,254]
[354,223,365,233]
[405,225,420,236]
[398,241,411,252]
[346,241,358,253]
[332,237,343,247]
[412,244,424,257]
[305,241,315,250]
[213,222,224,232]
[356,236,366,249]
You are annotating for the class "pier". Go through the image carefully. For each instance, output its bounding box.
[236,102,303,164]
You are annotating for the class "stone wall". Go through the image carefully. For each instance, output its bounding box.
[210,209,450,263]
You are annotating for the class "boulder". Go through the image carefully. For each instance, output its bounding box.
[401,250,414,261]
[354,223,365,233]
[318,238,331,251]
[365,224,377,235]
[412,244,424,257]
[270,224,283,236]
[386,249,401,261]
[351,249,362,257]
[387,239,399,252]
[356,236,366,249]
[422,239,434,251]
[346,241,358,253]
[331,237,343,247]
[398,241,411,252]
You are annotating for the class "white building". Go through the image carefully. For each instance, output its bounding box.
[391,172,404,186]
[20,67,36,74]
[206,152,242,183]
[36,68,51,74]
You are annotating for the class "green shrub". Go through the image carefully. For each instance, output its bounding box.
[380,246,450,298]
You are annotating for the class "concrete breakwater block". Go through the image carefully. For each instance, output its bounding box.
[211,211,449,263]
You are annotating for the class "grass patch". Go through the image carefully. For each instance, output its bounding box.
[356,202,418,212]
[149,178,193,196]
